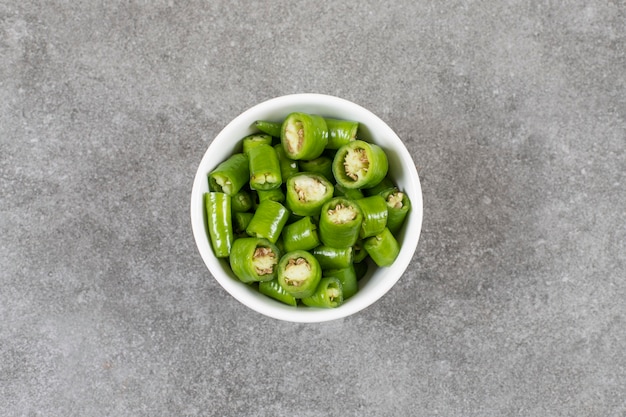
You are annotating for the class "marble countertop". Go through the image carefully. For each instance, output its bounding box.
[1,1,624,416]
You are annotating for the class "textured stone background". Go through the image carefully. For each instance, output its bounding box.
[1,1,624,416]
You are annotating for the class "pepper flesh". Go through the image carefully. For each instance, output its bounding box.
[301,277,344,308]
[282,216,320,252]
[277,250,322,298]
[204,192,233,258]
[319,197,363,248]
[229,237,280,283]
[281,112,328,160]
[381,188,411,234]
[285,172,334,217]
[208,153,250,196]
[255,120,282,138]
[298,156,333,182]
[324,265,358,299]
[312,245,353,270]
[364,228,400,267]
[247,144,282,191]
[324,118,359,150]
[245,200,290,243]
[332,140,388,189]
[356,195,388,239]
[242,133,273,154]
[259,279,297,306]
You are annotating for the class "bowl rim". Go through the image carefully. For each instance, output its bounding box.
[190,93,423,323]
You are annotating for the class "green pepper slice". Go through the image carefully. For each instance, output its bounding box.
[257,188,285,204]
[364,228,400,267]
[204,192,234,258]
[285,172,334,217]
[282,216,320,253]
[353,260,369,281]
[233,211,254,235]
[301,277,343,308]
[312,245,353,270]
[242,133,273,154]
[274,144,299,181]
[255,120,282,138]
[230,237,280,283]
[231,189,253,213]
[245,200,290,243]
[332,140,388,189]
[277,250,322,298]
[208,153,250,196]
[318,197,363,248]
[247,143,282,191]
[324,265,358,299]
[281,112,328,160]
[324,118,359,150]
[356,195,388,239]
[352,239,369,263]
[381,188,411,234]
[298,156,333,182]
[333,183,365,200]
[259,278,297,306]
[363,176,396,196]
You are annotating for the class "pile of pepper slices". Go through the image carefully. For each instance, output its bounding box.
[205,112,411,308]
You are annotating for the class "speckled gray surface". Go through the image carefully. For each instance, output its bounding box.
[1,1,625,416]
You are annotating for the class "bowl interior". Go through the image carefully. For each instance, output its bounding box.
[191,94,423,322]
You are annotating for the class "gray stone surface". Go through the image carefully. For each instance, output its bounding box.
[1,1,624,416]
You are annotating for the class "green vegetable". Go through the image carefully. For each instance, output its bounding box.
[246,200,290,243]
[356,195,388,239]
[324,118,359,150]
[277,250,322,298]
[259,279,297,306]
[318,197,363,248]
[324,265,358,299]
[282,216,320,253]
[233,211,254,234]
[332,140,388,189]
[208,153,250,196]
[231,189,253,213]
[255,120,283,137]
[363,176,395,196]
[353,260,369,281]
[257,188,285,204]
[243,133,273,154]
[298,156,333,182]
[301,277,343,308]
[364,228,400,267]
[312,245,353,270]
[230,237,280,283]
[381,188,411,234]
[333,182,364,200]
[281,112,328,160]
[204,192,234,258]
[285,172,334,217]
[352,239,369,263]
[247,143,282,191]
[274,144,299,180]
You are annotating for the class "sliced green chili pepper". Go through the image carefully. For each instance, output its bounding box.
[257,188,285,204]
[352,239,369,263]
[324,265,358,299]
[285,172,334,217]
[247,143,282,191]
[274,144,299,181]
[208,153,250,196]
[259,278,298,306]
[333,183,364,200]
[332,140,388,189]
[298,156,333,182]
[277,250,322,298]
[233,211,254,234]
[204,192,233,258]
[231,189,253,213]
[353,260,369,281]
[242,133,273,154]
[281,112,328,160]
[301,277,343,308]
[312,245,353,270]
[230,237,280,283]
[245,200,290,243]
[363,176,396,196]
[282,216,320,253]
[364,228,400,267]
[381,188,411,234]
[255,120,282,138]
[356,195,388,239]
[318,197,363,248]
[324,118,359,150]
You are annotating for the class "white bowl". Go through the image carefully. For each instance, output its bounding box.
[190,93,423,322]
